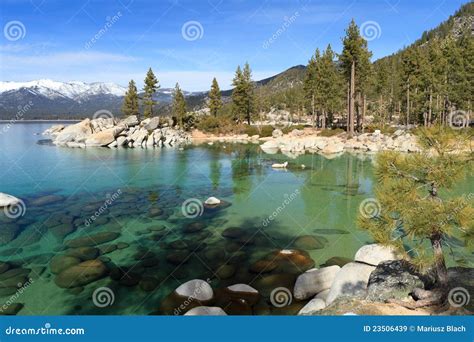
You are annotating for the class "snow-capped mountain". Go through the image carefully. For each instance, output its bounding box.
[0,79,201,119]
[0,79,127,100]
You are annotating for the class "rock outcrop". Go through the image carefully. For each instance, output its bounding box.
[44,116,191,148]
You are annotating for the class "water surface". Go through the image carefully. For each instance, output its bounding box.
[0,122,472,315]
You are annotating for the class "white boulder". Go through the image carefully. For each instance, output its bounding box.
[325,262,376,305]
[293,266,340,300]
[0,193,21,207]
[297,298,326,315]
[354,244,399,266]
[184,306,227,316]
[175,279,213,301]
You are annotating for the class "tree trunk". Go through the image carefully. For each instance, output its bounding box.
[406,81,410,128]
[311,93,316,127]
[430,233,449,288]
[321,110,326,129]
[348,61,355,136]
[362,94,366,133]
[428,89,432,127]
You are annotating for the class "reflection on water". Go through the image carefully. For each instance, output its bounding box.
[0,123,472,315]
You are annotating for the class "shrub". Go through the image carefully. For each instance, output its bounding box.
[319,128,345,137]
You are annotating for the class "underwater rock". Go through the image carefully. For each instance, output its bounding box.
[166,251,190,265]
[66,232,120,248]
[116,242,129,249]
[54,260,107,288]
[183,222,207,233]
[293,235,326,250]
[99,244,118,254]
[29,195,64,206]
[249,259,277,273]
[139,277,159,292]
[0,262,10,274]
[66,247,99,261]
[222,227,246,239]
[50,223,76,239]
[266,249,315,274]
[50,255,81,274]
[321,256,352,268]
[0,303,23,315]
[254,273,296,298]
[313,228,349,235]
[216,264,236,279]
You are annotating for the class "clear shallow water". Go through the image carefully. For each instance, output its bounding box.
[0,122,472,315]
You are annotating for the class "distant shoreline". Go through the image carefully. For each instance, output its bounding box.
[0,120,81,123]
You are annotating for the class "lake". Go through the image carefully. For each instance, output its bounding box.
[0,122,472,315]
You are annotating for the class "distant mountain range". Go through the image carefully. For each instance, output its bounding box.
[0,79,202,119]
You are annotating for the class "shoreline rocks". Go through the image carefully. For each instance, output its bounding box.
[43,116,191,148]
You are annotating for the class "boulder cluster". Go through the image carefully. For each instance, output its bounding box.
[261,129,421,156]
[43,115,191,148]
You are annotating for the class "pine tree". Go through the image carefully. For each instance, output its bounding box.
[304,49,322,126]
[319,44,344,128]
[358,126,473,308]
[143,68,159,119]
[242,62,255,125]
[209,77,222,117]
[121,80,139,117]
[340,19,373,134]
[172,83,187,129]
[232,63,255,124]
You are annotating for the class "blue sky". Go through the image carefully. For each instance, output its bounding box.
[0,0,469,91]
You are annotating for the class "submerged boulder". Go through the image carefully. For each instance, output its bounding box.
[54,259,107,288]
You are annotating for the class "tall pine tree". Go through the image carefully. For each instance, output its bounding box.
[143,68,159,119]
[232,63,255,124]
[121,80,139,117]
[340,20,372,134]
[172,83,187,129]
[209,77,222,117]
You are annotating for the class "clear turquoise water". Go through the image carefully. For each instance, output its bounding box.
[0,122,472,315]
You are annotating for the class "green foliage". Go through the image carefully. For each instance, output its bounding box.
[232,63,255,124]
[319,128,345,137]
[340,19,373,94]
[358,126,473,278]
[243,125,274,137]
[209,77,222,117]
[121,80,139,117]
[172,83,187,130]
[143,68,159,119]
